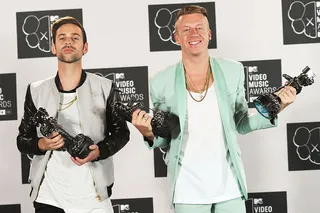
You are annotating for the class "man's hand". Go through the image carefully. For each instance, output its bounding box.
[132,109,154,141]
[38,132,64,151]
[274,85,297,112]
[71,144,100,166]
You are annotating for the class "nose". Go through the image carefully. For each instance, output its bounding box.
[65,37,73,45]
[189,27,199,35]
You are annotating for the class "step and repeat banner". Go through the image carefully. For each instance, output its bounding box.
[0,0,319,213]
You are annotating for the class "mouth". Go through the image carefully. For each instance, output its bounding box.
[63,48,74,53]
[188,40,202,47]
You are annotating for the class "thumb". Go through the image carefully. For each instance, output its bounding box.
[89,144,98,150]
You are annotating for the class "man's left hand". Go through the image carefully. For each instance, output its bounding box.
[71,144,100,166]
[274,85,297,112]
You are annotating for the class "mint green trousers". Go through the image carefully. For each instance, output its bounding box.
[174,197,246,213]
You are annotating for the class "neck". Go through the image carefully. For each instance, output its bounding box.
[57,61,82,91]
[182,53,210,74]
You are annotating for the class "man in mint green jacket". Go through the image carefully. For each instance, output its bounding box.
[132,5,296,213]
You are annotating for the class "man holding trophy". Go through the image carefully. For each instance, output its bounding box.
[17,17,130,213]
[112,5,315,213]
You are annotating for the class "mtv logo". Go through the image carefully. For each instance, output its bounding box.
[50,15,60,22]
[248,66,258,73]
[120,204,130,211]
[254,198,263,205]
[249,96,258,102]
[116,73,125,80]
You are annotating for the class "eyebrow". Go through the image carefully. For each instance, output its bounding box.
[57,33,81,37]
[182,23,204,27]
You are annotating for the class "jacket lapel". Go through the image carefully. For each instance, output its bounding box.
[175,60,187,135]
[210,58,232,132]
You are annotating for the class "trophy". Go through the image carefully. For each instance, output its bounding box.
[253,66,315,124]
[112,99,180,138]
[29,107,94,159]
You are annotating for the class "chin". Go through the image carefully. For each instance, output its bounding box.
[189,50,203,56]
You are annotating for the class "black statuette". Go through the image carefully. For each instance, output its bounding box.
[253,66,315,124]
[112,101,180,138]
[29,107,94,159]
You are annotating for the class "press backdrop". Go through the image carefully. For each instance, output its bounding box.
[0,0,319,213]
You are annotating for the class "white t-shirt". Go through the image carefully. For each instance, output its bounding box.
[174,85,242,204]
[36,92,113,213]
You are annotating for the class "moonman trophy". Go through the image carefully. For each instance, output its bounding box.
[253,66,315,125]
[29,107,94,159]
[112,99,180,138]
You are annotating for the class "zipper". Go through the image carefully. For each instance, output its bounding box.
[76,90,102,201]
[88,163,102,201]
[35,150,53,200]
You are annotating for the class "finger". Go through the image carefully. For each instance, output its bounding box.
[85,152,96,161]
[132,109,142,124]
[285,89,295,99]
[49,132,60,139]
[279,93,290,104]
[75,157,88,164]
[285,93,295,104]
[70,157,82,166]
[280,87,287,94]
[274,88,284,96]
[286,86,297,95]
[146,118,153,130]
[89,144,98,151]
[137,111,148,125]
[52,139,64,149]
[143,115,150,123]
[282,86,294,95]
[51,134,62,143]
[283,86,296,99]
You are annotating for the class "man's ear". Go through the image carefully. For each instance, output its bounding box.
[51,42,56,55]
[208,30,212,40]
[174,33,180,46]
[83,42,88,55]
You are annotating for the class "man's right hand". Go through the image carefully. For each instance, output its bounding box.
[38,132,65,151]
[132,109,154,142]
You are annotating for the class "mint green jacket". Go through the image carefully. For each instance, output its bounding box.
[146,57,277,206]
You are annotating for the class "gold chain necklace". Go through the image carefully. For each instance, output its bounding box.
[185,65,210,93]
[59,96,78,111]
[185,65,212,102]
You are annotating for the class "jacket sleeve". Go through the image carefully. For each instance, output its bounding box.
[17,85,46,155]
[143,77,171,149]
[234,63,278,134]
[95,83,130,160]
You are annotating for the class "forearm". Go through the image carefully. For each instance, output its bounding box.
[95,83,130,161]
[96,128,130,160]
[16,85,46,155]
[17,128,44,155]
[235,110,277,134]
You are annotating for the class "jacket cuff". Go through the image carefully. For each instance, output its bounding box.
[94,141,111,161]
[143,136,154,147]
[32,137,46,155]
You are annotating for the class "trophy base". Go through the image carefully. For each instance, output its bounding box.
[253,93,281,124]
[68,134,94,159]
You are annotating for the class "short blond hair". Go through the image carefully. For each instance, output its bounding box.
[174,5,208,31]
